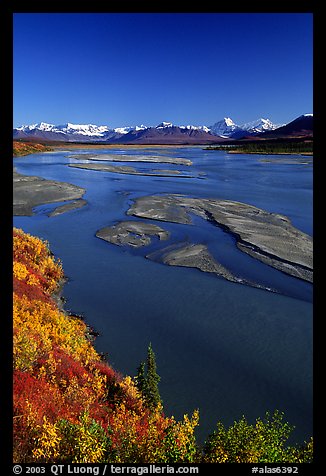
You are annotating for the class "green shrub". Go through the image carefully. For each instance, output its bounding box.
[203,410,313,463]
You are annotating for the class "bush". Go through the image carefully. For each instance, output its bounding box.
[202,410,313,463]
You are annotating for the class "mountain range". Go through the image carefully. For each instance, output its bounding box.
[13,114,313,145]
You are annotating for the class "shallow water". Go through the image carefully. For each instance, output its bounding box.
[13,147,313,444]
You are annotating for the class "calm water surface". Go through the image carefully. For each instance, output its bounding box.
[13,147,313,444]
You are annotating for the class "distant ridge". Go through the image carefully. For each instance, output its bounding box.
[108,124,222,144]
[13,114,313,144]
[258,114,313,138]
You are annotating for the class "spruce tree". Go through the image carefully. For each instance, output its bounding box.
[135,343,162,412]
[145,342,162,411]
[135,361,146,395]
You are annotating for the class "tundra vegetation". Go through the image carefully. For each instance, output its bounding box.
[13,140,52,157]
[13,228,313,463]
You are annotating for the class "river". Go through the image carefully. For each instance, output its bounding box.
[13,146,313,445]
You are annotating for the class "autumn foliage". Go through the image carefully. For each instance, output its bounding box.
[13,228,313,463]
[13,141,52,157]
[13,228,199,463]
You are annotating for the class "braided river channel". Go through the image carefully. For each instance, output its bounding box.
[13,146,313,444]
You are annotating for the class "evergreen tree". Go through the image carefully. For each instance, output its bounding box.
[135,343,162,412]
[135,361,146,395]
[145,343,162,411]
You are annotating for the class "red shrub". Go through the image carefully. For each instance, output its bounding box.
[13,277,54,306]
[13,370,69,425]
[91,360,119,385]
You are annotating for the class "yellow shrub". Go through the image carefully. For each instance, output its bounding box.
[13,261,29,281]
[32,417,62,462]
[14,293,99,369]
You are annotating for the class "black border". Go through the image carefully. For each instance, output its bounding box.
[3,2,320,474]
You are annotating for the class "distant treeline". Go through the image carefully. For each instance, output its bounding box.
[205,139,313,155]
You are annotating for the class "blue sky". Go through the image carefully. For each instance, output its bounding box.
[13,13,313,128]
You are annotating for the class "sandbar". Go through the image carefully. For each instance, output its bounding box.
[127,194,313,282]
[96,220,170,247]
[68,163,194,178]
[68,153,192,166]
[13,169,86,216]
[147,242,242,283]
[49,199,87,217]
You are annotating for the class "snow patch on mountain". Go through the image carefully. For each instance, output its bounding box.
[156,122,174,129]
[59,124,111,136]
[180,125,211,132]
[239,118,283,133]
[209,118,240,137]
[17,122,59,132]
[114,125,148,134]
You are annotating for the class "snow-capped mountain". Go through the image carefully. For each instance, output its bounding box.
[13,115,311,144]
[13,121,220,144]
[16,122,110,136]
[208,117,282,138]
[108,121,220,144]
[156,122,211,132]
[14,122,111,141]
[258,114,313,138]
[240,118,284,134]
[208,117,240,138]
[13,122,149,142]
